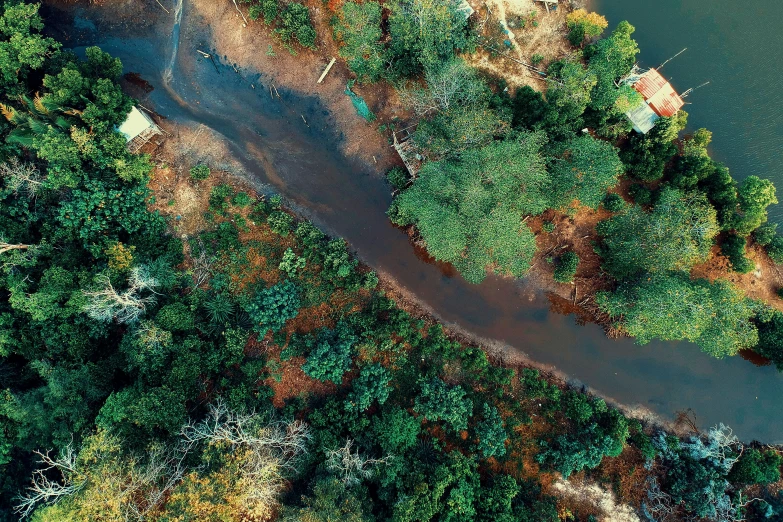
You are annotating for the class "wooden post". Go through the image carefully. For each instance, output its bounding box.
[317,57,337,84]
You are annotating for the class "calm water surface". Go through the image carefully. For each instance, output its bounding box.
[49,0,783,442]
[589,0,783,223]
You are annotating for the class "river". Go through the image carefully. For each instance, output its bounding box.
[47,0,783,442]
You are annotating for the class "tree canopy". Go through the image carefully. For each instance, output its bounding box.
[390,133,549,283]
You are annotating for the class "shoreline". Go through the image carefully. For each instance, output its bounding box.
[42,0,783,443]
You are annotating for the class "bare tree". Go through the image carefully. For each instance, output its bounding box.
[180,400,311,512]
[190,241,215,288]
[325,438,392,487]
[15,402,307,519]
[643,477,677,522]
[0,158,43,199]
[0,238,31,255]
[402,58,487,116]
[13,443,85,519]
[83,266,159,324]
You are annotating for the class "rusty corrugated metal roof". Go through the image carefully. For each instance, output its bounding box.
[646,83,685,117]
[631,68,685,118]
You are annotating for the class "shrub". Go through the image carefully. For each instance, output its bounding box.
[232,192,253,208]
[553,251,579,283]
[475,404,507,458]
[267,210,294,236]
[247,0,278,24]
[345,363,391,412]
[276,3,316,51]
[302,323,357,383]
[728,449,782,486]
[602,192,625,213]
[628,183,651,205]
[531,53,544,65]
[243,281,301,335]
[190,164,210,181]
[278,248,306,277]
[542,221,555,233]
[721,234,755,274]
[386,166,409,191]
[414,378,473,433]
[767,235,783,264]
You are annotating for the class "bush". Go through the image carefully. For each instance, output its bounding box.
[386,166,409,191]
[728,448,782,485]
[531,53,544,65]
[628,183,651,205]
[190,164,210,181]
[721,234,755,274]
[767,235,783,264]
[602,192,625,213]
[345,363,391,412]
[414,378,473,433]
[267,210,294,236]
[553,251,579,283]
[754,222,778,246]
[232,192,253,208]
[243,281,301,335]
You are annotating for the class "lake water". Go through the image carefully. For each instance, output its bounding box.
[589,0,783,223]
[47,0,783,442]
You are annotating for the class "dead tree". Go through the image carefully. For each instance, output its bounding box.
[325,438,392,487]
[83,266,159,324]
[0,158,43,199]
[13,444,84,519]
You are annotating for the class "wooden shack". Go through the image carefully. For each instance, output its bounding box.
[624,68,685,134]
[118,106,163,152]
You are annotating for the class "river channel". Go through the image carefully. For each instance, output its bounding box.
[48,0,783,442]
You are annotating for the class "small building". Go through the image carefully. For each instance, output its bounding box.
[117,106,162,152]
[624,68,685,134]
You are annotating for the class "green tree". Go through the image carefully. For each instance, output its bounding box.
[302,323,357,383]
[731,175,777,236]
[541,59,596,138]
[597,273,759,357]
[548,135,624,210]
[474,404,507,458]
[372,407,421,454]
[585,21,639,129]
[345,363,391,412]
[414,378,473,433]
[0,2,60,97]
[390,133,548,283]
[728,449,782,486]
[243,281,301,335]
[622,113,687,181]
[596,187,719,279]
[385,0,471,76]
[334,2,384,83]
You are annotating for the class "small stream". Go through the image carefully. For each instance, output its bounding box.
[49,0,783,442]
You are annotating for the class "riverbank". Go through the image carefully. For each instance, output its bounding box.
[40,0,783,443]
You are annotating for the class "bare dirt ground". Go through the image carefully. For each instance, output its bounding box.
[467,0,574,90]
[187,0,406,172]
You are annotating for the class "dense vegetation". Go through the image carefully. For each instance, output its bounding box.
[330,0,783,362]
[0,1,781,521]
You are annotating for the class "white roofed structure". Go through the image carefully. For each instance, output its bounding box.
[118,106,162,152]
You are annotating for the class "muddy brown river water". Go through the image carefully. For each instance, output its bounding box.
[47,0,783,442]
